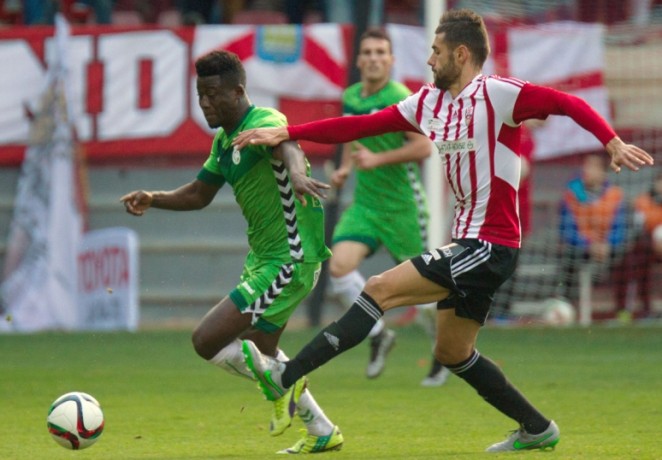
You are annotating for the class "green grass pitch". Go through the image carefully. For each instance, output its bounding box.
[1,325,661,459]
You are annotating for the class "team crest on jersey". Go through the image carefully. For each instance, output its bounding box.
[232,146,241,164]
[464,107,474,125]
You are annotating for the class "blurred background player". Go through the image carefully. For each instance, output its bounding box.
[326,28,438,381]
[120,50,342,454]
[621,169,662,319]
[557,153,630,313]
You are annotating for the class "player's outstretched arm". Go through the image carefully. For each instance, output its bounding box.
[120,180,220,215]
[605,137,654,173]
[234,126,289,149]
[274,141,330,206]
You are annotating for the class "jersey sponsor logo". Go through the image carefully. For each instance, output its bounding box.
[422,253,433,265]
[434,138,476,155]
[232,146,241,164]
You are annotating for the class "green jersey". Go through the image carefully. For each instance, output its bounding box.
[343,80,426,212]
[198,106,331,264]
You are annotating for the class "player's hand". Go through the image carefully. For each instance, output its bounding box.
[120,190,153,216]
[289,173,330,206]
[233,127,289,149]
[351,142,381,170]
[330,166,350,189]
[606,137,654,173]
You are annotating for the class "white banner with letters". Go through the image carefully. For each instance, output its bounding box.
[77,227,139,331]
[0,22,608,164]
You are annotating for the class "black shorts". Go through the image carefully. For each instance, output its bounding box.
[411,239,519,325]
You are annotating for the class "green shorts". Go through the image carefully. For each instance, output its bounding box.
[229,254,321,333]
[332,203,427,263]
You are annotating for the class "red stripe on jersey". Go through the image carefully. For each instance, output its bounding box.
[445,153,458,207]
[415,88,430,127]
[460,85,482,238]
[454,98,464,139]
[497,125,523,239]
[481,81,499,239]
[442,101,454,141]
[452,98,466,237]
[429,92,445,141]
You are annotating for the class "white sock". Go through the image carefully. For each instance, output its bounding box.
[329,270,365,309]
[277,349,334,436]
[208,339,255,381]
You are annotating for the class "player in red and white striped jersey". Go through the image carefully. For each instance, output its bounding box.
[235,9,654,453]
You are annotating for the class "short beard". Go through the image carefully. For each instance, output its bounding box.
[434,59,460,91]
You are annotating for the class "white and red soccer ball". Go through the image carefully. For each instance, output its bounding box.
[47,392,104,450]
[541,297,576,326]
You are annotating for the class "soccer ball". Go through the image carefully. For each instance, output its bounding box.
[47,392,104,450]
[541,297,576,326]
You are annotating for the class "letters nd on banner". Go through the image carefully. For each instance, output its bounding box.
[78,228,139,331]
[0,24,351,165]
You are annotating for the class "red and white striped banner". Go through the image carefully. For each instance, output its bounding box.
[0,24,351,165]
[0,22,607,165]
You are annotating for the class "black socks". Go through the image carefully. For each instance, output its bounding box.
[445,350,551,434]
[282,292,383,388]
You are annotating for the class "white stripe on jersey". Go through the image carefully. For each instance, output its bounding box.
[396,75,524,248]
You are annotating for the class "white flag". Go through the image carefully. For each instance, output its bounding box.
[0,15,84,332]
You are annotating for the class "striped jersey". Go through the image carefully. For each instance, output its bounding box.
[197,106,331,263]
[397,75,524,247]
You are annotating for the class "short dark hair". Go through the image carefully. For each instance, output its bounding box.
[436,9,490,67]
[359,28,392,53]
[195,50,246,86]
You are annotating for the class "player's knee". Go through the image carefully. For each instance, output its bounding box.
[191,325,218,360]
[328,257,354,278]
[363,274,391,306]
[434,343,473,366]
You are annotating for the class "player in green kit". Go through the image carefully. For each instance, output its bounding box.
[120,50,343,454]
[328,29,447,384]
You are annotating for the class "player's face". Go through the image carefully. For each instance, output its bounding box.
[196,75,239,129]
[428,34,461,91]
[356,37,393,84]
